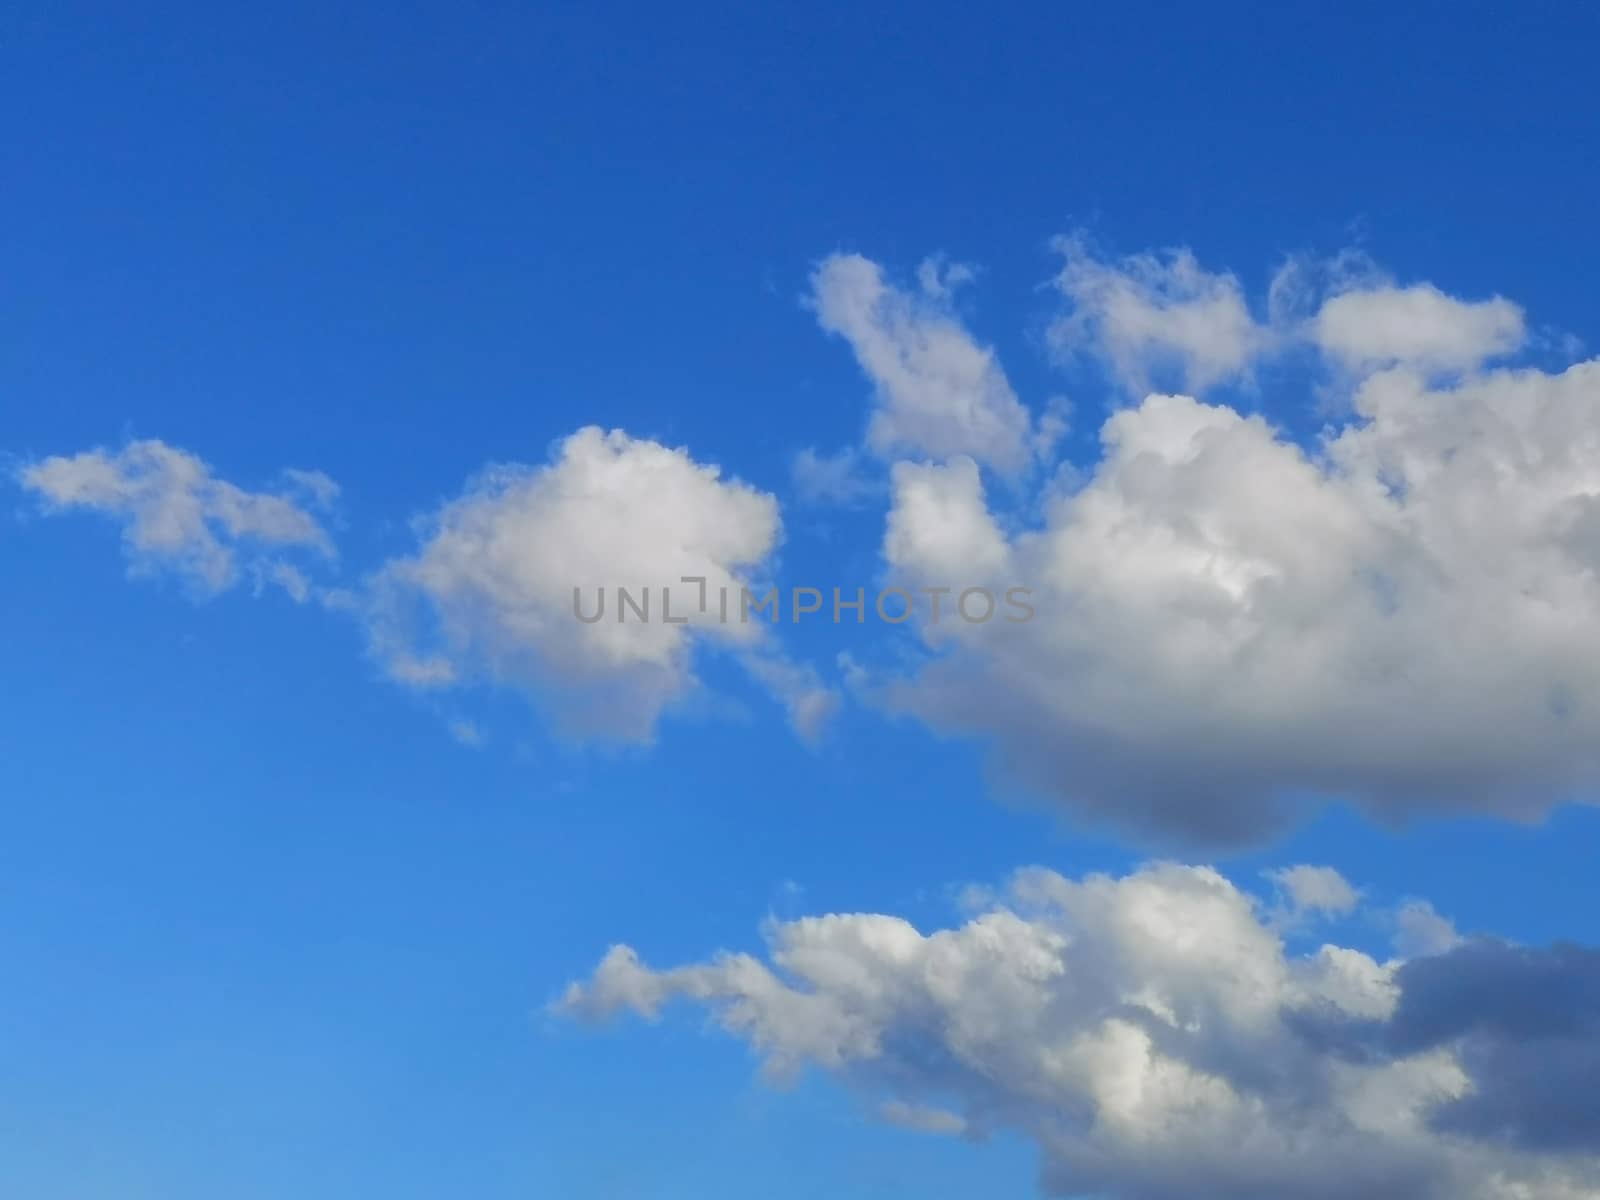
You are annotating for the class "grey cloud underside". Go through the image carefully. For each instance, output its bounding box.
[1302,941,1600,1153]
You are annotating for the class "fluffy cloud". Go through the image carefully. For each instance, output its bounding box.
[562,862,1600,1200]
[18,439,337,597]
[1268,865,1362,922]
[874,348,1600,845]
[811,254,1036,474]
[882,457,1010,584]
[1312,284,1526,372]
[1048,241,1526,394]
[365,425,832,740]
[1049,237,1268,394]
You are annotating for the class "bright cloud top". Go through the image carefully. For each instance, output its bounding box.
[562,861,1600,1200]
[366,425,831,741]
[18,439,337,598]
[810,253,1036,474]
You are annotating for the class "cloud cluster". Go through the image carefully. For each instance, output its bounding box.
[18,239,1598,1197]
[1047,239,1527,394]
[562,862,1600,1200]
[18,439,337,597]
[14,240,1586,829]
[365,425,832,740]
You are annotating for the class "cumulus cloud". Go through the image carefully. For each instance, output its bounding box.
[18,438,337,597]
[1312,284,1526,373]
[1267,864,1362,923]
[882,457,1010,585]
[873,351,1600,845]
[1049,237,1268,395]
[810,253,1035,474]
[365,425,832,741]
[561,862,1600,1200]
[1050,240,1526,394]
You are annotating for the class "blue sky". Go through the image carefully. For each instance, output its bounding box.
[6,4,1600,1198]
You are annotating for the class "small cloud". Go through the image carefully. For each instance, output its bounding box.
[1266,864,1361,927]
[1310,283,1525,373]
[741,652,841,744]
[1030,395,1072,463]
[1048,234,1268,395]
[17,439,337,597]
[448,718,486,748]
[811,253,1035,474]
[791,445,877,507]
[1393,899,1462,959]
[280,466,341,510]
[253,560,313,604]
[915,254,977,301]
[878,1099,967,1137]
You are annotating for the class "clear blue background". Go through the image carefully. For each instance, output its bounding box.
[4,3,1599,1196]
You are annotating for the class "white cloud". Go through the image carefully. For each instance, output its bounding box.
[1393,900,1462,959]
[562,862,1600,1200]
[811,253,1035,474]
[791,445,877,506]
[874,353,1600,845]
[915,254,977,302]
[1267,865,1361,922]
[878,1099,968,1136]
[883,458,1010,586]
[18,439,336,597]
[365,425,832,741]
[1313,284,1525,372]
[1051,242,1526,393]
[1049,237,1268,395]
